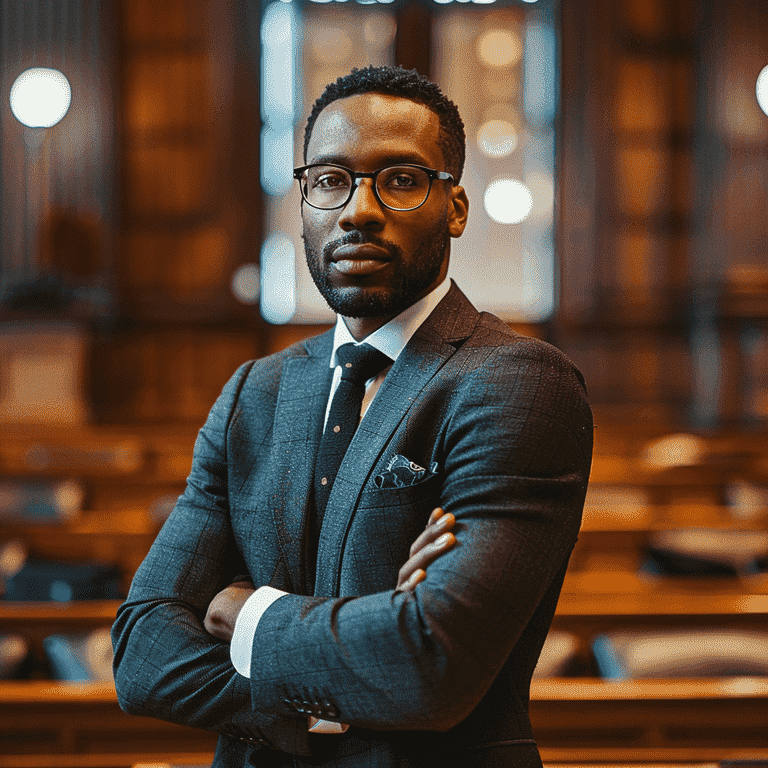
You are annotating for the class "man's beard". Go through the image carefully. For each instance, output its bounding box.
[302,222,450,319]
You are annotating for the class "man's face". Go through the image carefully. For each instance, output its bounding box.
[301,93,468,323]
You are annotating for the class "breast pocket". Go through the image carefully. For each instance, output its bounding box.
[340,473,443,595]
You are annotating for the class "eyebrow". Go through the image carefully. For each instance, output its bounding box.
[308,152,433,168]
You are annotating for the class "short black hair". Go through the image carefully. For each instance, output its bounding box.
[303,65,466,184]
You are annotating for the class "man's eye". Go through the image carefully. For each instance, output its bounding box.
[314,174,349,189]
[388,174,416,187]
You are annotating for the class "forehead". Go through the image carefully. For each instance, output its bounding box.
[307,93,443,169]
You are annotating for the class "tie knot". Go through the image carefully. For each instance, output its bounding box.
[336,343,391,386]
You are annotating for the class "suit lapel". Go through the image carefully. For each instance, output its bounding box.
[315,283,481,595]
[269,331,333,593]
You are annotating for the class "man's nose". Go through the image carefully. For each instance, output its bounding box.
[338,178,386,231]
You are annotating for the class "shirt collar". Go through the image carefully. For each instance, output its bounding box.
[330,277,451,367]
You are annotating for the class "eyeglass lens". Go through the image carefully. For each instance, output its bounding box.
[301,166,431,210]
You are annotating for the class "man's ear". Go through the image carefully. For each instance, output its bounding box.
[448,186,469,238]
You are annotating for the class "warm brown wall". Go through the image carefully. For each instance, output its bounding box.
[557,0,768,431]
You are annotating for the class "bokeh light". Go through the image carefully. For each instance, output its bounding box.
[10,68,71,128]
[757,65,768,117]
[476,29,522,68]
[260,234,296,324]
[476,119,518,157]
[231,264,261,305]
[484,178,533,224]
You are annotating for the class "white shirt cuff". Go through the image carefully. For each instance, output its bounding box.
[308,717,350,733]
[230,585,287,678]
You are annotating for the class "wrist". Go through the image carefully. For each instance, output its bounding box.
[204,583,255,642]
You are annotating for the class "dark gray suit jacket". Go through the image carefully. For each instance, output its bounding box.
[112,283,593,768]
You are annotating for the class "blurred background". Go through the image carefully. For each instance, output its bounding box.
[1,0,768,766]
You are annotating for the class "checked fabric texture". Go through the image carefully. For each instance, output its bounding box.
[312,343,391,541]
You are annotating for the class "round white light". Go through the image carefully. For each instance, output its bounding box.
[231,263,261,304]
[484,178,533,224]
[10,68,71,128]
[757,65,768,117]
[476,119,518,158]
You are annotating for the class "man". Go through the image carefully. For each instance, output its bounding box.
[112,65,593,768]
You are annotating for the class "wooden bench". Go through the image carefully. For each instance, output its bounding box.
[1,678,766,764]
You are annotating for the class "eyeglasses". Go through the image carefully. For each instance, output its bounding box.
[293,163,454,212]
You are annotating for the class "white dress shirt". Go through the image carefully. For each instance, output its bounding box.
[229,278,451,730]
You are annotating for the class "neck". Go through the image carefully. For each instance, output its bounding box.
[341,314,395,342]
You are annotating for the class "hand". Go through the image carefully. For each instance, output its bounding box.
[204,579,255,642]
[396,507,456,592]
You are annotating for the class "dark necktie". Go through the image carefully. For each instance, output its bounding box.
[312,343,392,542]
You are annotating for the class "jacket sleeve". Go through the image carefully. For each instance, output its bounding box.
[110,360,311,756]
[247,339,593,732]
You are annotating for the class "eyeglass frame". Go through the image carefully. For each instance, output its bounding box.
[292,163,455,212]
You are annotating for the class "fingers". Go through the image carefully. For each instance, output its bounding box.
[397,508,457,591]
[397,530,456,590]
[409,530,456,574]
[399,567,426,592]
[408,508,453,557]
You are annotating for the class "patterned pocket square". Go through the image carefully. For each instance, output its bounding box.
[374,454,439,489]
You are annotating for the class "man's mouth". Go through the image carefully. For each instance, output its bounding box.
[331,244,392,276]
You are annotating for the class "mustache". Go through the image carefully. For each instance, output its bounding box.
[323,232,401,261]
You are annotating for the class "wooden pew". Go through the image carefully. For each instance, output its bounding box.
[1,678,766,765]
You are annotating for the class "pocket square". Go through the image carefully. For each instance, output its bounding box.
[374,454,439,489]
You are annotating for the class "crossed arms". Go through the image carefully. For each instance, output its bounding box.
[203,506,457,643]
